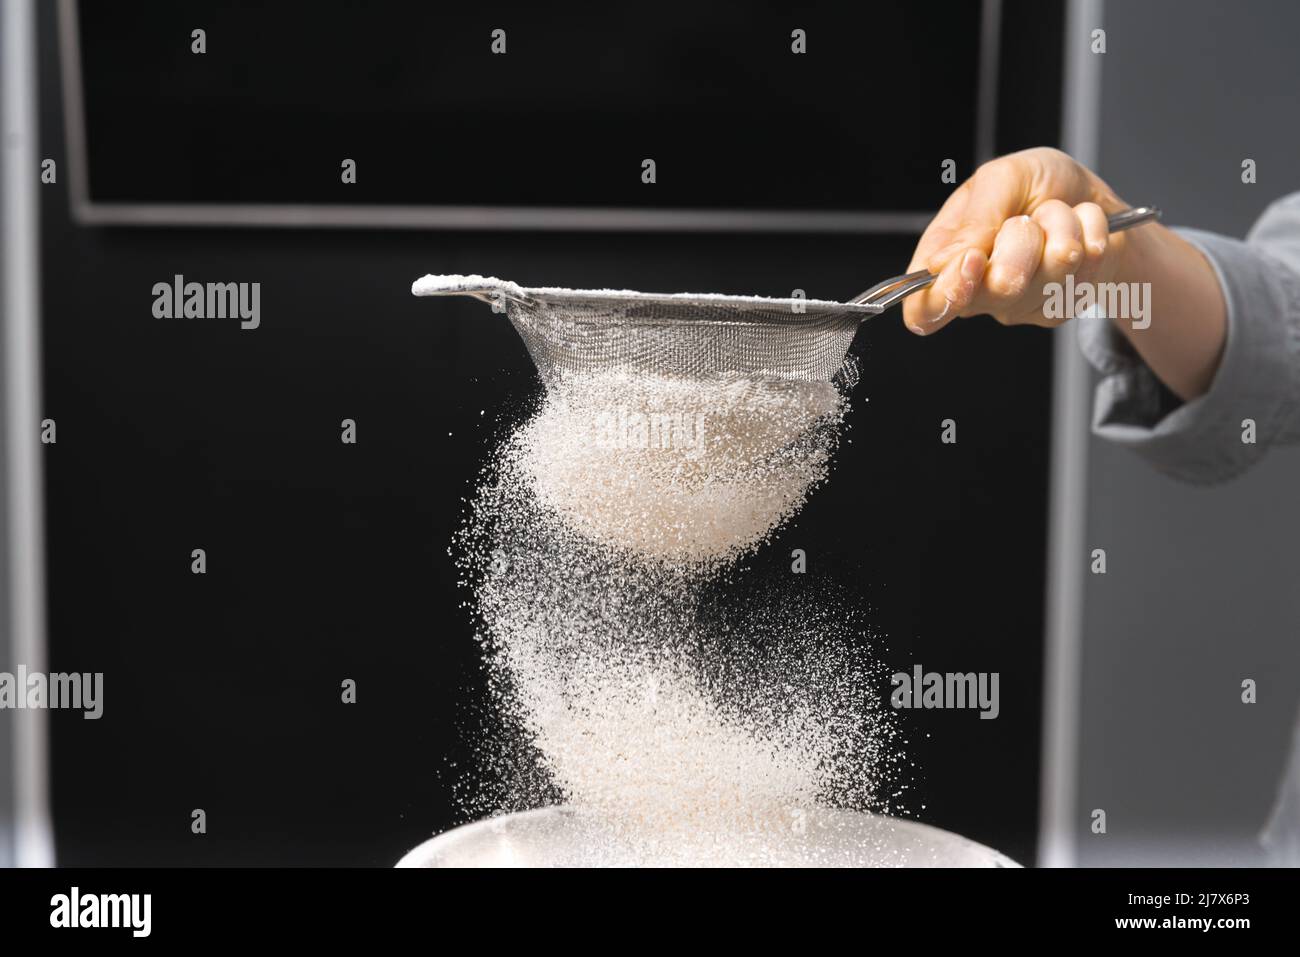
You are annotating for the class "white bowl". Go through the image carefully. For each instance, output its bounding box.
[397,806,1020,868]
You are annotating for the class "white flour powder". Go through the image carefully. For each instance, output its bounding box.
[519,371,843,565]
[453,363,905,866]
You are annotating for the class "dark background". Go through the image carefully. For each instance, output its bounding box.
[39,0,1062,865]
[78,0,980,210]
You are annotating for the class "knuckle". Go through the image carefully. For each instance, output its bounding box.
[988,268,1028,298]
[1051,240,1085,270]
[1084,232,1108,259]
[1036,198,1072,218]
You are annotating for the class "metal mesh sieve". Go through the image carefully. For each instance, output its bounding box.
[411,209,1160,386]
[411,277,877,384]
[501,292,870,384]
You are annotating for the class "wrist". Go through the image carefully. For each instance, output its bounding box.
[1101,222,1229,400]
[1110,219,1161,290]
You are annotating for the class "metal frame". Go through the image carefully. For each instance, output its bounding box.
[57,0,1001,232]
[1038,0,1102,869]
[975,0,1003,165]
[2,0,55,868]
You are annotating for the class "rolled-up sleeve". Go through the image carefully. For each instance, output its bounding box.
[1078,195,1300,484]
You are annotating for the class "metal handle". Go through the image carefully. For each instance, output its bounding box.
[851,205,1162,311]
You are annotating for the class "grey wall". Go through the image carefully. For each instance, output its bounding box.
[1076,0,1300,865]
[0,5,12,869]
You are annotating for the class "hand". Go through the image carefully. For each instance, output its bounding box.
[903,147,1133,335]
[903,147,1227,402]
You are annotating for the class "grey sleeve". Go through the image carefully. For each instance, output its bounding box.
[1077,194,1300,483]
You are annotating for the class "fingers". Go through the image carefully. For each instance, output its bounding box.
[994,199,1084,326]
[905,214,1045,334]
[1073,201,1110,282]
[969,215,1045,319]
[903,156,1031,333]
[902,150,1121,333]
[957,159,1031,253]
[914,159,1030,276]
[904,247,989,334]
[1032,199,1085,281]
[909,202,1119,332]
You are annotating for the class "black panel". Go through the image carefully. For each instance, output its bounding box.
[77,0,983,211]
[997,0,1067,155]
[42,0,1065,866]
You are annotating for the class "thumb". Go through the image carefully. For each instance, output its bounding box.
[903,159,1028,331]
[936,159,1028,266]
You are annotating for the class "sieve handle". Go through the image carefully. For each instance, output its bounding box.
[852,205,1162,311]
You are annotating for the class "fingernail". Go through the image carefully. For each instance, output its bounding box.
[960,249,985,283]
[923,297,953,327]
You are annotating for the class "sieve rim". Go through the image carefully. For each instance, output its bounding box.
[520,287,881,318]
[410,274,881,317]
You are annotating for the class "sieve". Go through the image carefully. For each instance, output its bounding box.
[412,205,1160,384]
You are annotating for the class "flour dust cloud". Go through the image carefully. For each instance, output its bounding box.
[452,362,911,866]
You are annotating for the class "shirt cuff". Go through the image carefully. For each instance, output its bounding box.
[1078,227,1300,484]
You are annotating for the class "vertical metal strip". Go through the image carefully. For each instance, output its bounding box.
[1038,0,1103,869]
[56,0,89,221]
[975,0,1003,165]
[2,0,55,868]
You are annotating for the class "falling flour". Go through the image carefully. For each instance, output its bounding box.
[453,362,908,866]
[519,371,844,566]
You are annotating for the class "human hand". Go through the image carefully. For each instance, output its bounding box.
[903,147,1133,334]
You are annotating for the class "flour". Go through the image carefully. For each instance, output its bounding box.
[519,370,844,565]
[453,361,905,866]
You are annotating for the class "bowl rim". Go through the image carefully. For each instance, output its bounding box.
[395,805,1022,868]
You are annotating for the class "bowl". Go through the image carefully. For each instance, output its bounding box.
[396,805,1020,868]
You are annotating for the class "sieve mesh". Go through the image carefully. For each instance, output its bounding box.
[508,294,866,384]
[412,275,875,385]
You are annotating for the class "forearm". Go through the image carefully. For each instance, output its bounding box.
[1110,223,1228,402]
